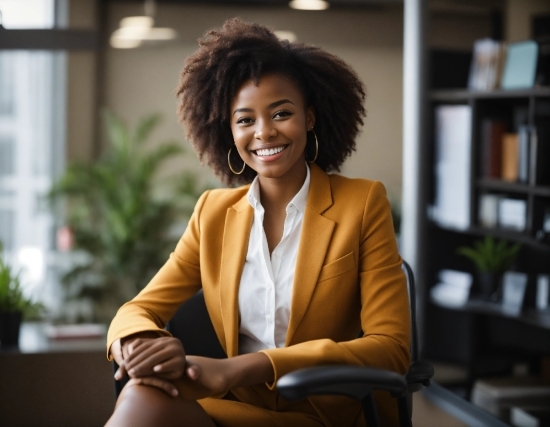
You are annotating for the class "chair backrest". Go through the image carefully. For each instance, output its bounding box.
[167,289,226,359]
[401,260,419,363]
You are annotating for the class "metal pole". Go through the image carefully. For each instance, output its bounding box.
[401,0,428,348]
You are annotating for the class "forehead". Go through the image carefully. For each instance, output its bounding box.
[231,73,306,108]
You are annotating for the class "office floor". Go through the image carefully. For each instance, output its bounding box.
[411,361,471,427]
[412,391,469,427]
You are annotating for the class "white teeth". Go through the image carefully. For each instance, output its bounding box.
[256,146,285,157]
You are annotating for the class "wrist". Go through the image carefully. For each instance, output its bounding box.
[224,352,274,389]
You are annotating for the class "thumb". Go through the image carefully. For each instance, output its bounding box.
[115,361,127,380]
[186,363,201,380]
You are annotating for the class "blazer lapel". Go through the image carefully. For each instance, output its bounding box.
[219,195,253,357]
[286,164,335,345]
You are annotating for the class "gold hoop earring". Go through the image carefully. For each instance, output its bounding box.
[307,130,319,163]
[228,147,246,175]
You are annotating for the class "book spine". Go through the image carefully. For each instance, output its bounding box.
[529,127,538,185]
[480,120,506,178]
[518,125,531,184]
[501,133,519,182]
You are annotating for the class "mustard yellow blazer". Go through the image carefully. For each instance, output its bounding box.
[107,164,410,427]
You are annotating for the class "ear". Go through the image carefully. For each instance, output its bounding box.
[306,106,316,130]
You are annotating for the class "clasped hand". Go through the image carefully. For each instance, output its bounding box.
[113,335,229,399]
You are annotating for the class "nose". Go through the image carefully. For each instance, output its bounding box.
[254,120,277,141]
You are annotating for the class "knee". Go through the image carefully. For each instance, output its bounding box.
[108,384,175,426]
[118,381,171,409]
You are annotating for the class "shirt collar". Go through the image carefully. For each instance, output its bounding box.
[247,164,311,214]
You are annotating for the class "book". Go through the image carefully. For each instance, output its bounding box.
[511,406,550,427]
[536,274,550,311]
[518,125,532,184]
[501,133,519,182]
[433,105,472,230]
[498,198,527,231]
[478,193,500,228]
[501,40,539,89]
[502,271,529,314]
[480,119,507,178]
[468,39,506,91]
[533,120,550,185]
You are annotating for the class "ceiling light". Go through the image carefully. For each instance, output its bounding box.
[289,0,330,11]
[110,0,178,49]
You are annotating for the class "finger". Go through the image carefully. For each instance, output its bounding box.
[124,341,168,370]
[124,338,171,365]
[126,348,179,376]
[111,339,124,365]
[126,337,150,356]
[132,376,179,397]
[114,362,127,380]
[126,341,185,375]
[152,356,186,374]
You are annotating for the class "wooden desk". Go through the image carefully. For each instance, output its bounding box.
[0,323,115,427]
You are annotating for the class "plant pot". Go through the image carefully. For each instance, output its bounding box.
[476,271,503,302]
[0,310,23,347]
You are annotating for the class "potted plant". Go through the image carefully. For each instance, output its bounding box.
[457,236,521,301]
[48,111,208,324]
[0,241,42,346]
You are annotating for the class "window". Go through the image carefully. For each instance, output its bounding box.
[0,0,66,309]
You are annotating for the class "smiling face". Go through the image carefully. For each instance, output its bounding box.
[230,73,315,185]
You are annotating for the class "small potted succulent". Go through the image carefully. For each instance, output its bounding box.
[457,236,521,301]
[0,241,42,346]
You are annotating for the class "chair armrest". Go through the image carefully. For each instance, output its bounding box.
[277,365,407,402]
[406,361,434,387]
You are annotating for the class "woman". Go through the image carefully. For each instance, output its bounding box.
[106,18,410,427]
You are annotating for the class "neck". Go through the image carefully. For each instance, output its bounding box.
[257,163,307,212]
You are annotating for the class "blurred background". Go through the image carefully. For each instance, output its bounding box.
[1,0,550,426]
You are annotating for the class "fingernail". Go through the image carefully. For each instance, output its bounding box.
[153,365,161,372]
[171,389,178,397]
[114,370,121,380]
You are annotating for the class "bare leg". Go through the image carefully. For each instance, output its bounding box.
[105,383,217,427]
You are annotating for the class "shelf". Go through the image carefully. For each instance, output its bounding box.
[430,298,550,331]
[429,222,550,250]
[429,87,550,102]
[477,179,550,197]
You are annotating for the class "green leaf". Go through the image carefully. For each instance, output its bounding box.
[134,113,163,145]
[47,110,205,323]
[456,236,521,273]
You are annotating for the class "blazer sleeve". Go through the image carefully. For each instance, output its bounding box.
[105,190,210,359]
[260,181,410,388]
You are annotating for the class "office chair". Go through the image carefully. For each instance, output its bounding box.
[276,260,434,427]
[114,261,434,427]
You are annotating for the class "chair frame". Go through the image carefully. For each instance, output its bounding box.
[276,261,434,427]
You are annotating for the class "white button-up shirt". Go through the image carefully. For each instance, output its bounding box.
[238,166,310,354]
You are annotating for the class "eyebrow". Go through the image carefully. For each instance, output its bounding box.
[232,99,295,116]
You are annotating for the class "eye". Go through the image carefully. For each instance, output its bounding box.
[236,117,254,125]
[273,110,292,119]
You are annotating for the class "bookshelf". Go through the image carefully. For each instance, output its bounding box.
[421,84,550,394]
[428,87,550,247]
